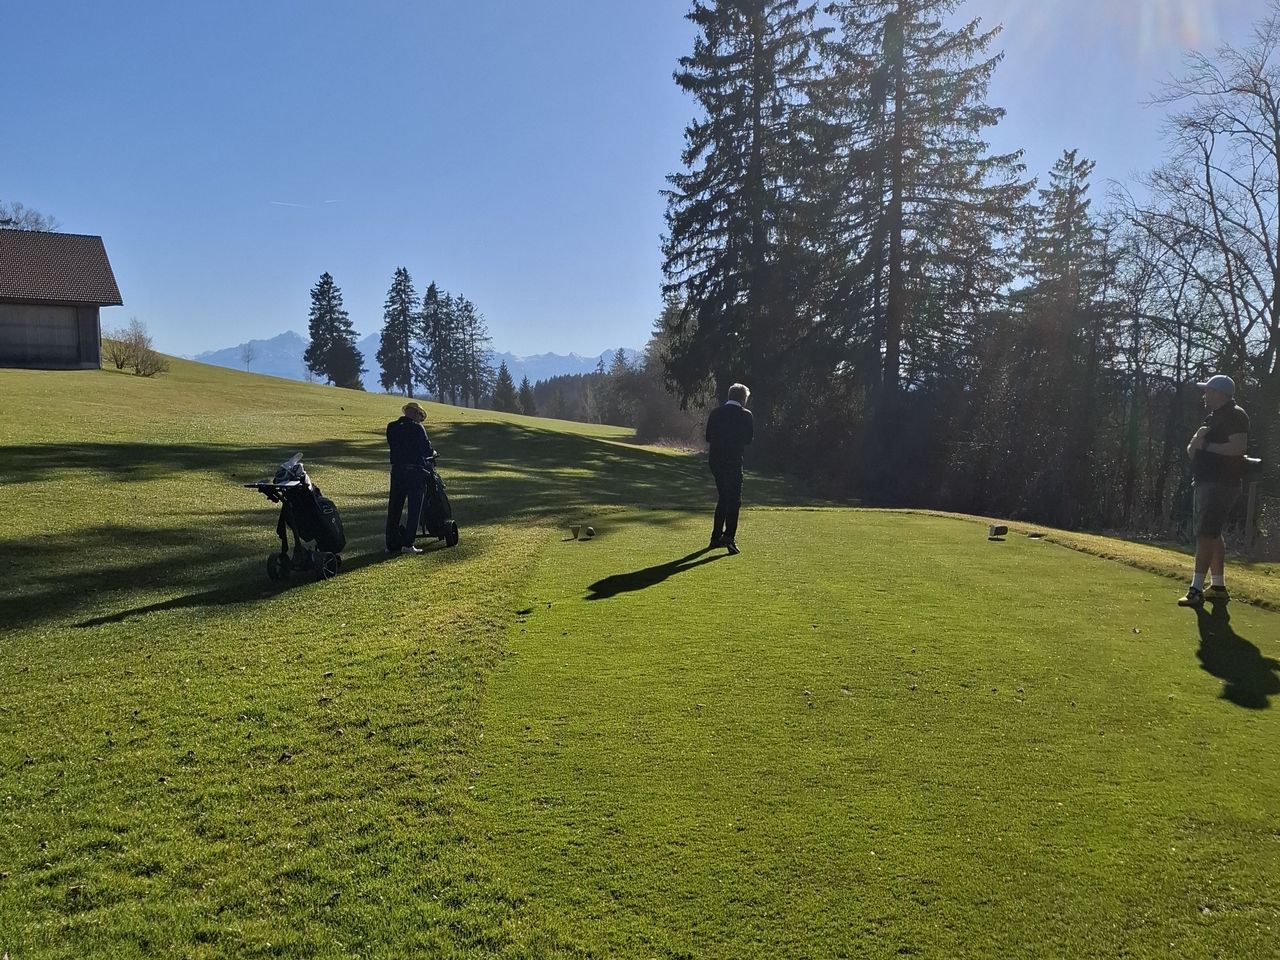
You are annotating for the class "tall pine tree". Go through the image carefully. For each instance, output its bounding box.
[377,267,419,395]
[454,296,494,407]
[824,0,1029,393]
[492,361,519,412]
[1006,150,1117,525]
[304,272,364,387]
[439,293,465,404]
[415,282,444,400]
[662,0,828,419]
[518,375,537,416]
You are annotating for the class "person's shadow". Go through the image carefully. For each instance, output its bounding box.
[586,548,725,600]
[1194,604,1280,709]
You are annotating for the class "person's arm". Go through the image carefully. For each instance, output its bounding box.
[1205,433,1247,457]
[1187,426,1209,459]
[420,425,436,461]
[744,410,753,446]
[706,411,715,445]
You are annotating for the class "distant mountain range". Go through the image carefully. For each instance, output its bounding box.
[191,331,641,392]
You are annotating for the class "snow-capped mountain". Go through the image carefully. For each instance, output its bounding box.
[193,331,640,391]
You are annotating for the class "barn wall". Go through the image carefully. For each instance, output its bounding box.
[0,302,100,369]
[77,306,101,367]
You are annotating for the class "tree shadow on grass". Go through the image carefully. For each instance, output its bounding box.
[1194,604,1280,709]
[0,498,401,630]
[2,419,802,630]
[0,436,387,486]
[72,547,401,627]
[585,548,726,600]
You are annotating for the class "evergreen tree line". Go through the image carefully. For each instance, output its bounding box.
[375,269,496,406]
[303,269,498,406]
[661,0,1280,541]
[490,361,539,417]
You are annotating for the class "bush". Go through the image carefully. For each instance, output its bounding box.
[102,333,135,370]
[103,318,168,378]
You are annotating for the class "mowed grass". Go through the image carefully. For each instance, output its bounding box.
[478,513,1280,958]
[1,359,1278,958]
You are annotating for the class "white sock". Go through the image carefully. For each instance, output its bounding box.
[1191,572,1205,590]
[1211,575,1225,588]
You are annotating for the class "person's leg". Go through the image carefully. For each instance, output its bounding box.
[386,469,408,551]
[724,466,744,543]
[404,474,427,548]
[1210,536,1226,580]
[1193,536,1213,585]
[711,465,727,543]
[1181,484,1212,604]
[1205,487,1239,598]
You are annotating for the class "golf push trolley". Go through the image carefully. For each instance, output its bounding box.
[244,453,347,581]
[417,452,460,548]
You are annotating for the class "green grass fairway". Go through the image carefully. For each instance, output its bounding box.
[478,512,1279,958]
[1,360,1278,958]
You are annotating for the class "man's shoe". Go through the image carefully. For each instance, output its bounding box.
[1204,584,1230,603]
[725,540,741,555]
[709,534,723,549]
[402,545,424,555]
[1177,587,1204,607]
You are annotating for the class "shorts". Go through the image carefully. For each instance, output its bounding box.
[1193,482,1240,538]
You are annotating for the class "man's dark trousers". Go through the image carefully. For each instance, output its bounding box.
[387,465,427,550]
[711,462,743,542]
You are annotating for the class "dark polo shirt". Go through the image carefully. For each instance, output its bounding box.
[386,416,435,470]
[706,401,754,468]
[1193,402,1249,486]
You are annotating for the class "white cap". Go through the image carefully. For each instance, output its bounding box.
[1195,374,1235,396]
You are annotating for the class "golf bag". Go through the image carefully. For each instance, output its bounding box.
[245,453,346,581]
[419,456,460,547]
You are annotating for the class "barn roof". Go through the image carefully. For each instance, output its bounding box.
[0,229,123,305]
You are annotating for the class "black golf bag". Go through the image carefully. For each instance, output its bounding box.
[419,456,460,547]
[245,453,346,581]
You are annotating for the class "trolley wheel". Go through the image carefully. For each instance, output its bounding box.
[267,553,289,581]
[314,551,340,581]
[445,521,460,548]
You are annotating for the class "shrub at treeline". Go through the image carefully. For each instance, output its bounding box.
[658,0,1280,534]
[532,342,706,445]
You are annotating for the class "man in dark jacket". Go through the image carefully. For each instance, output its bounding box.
[1178,374,1250,606]
[386,401,436,554]
[705,382,754,555]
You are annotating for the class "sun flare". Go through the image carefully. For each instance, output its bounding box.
[973,0,1234,61]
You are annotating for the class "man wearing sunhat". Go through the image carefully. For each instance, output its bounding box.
[1178,375,1250,606]
[386,401,436,555]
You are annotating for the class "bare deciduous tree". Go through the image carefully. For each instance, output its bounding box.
[105,318,169,377]
[0,201,59,231]
[103,326,136,370]
[1131,5,1280,490]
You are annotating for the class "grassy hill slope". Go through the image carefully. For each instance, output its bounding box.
[1,360,1277,958]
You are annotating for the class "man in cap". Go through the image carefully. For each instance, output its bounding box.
[705,382,754,555]
[386,401,436,555]
[1178,374,1250,606]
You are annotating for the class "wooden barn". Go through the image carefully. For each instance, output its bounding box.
[0,229,123,369]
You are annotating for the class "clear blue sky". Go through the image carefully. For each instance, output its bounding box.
[1,0,1264,358]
